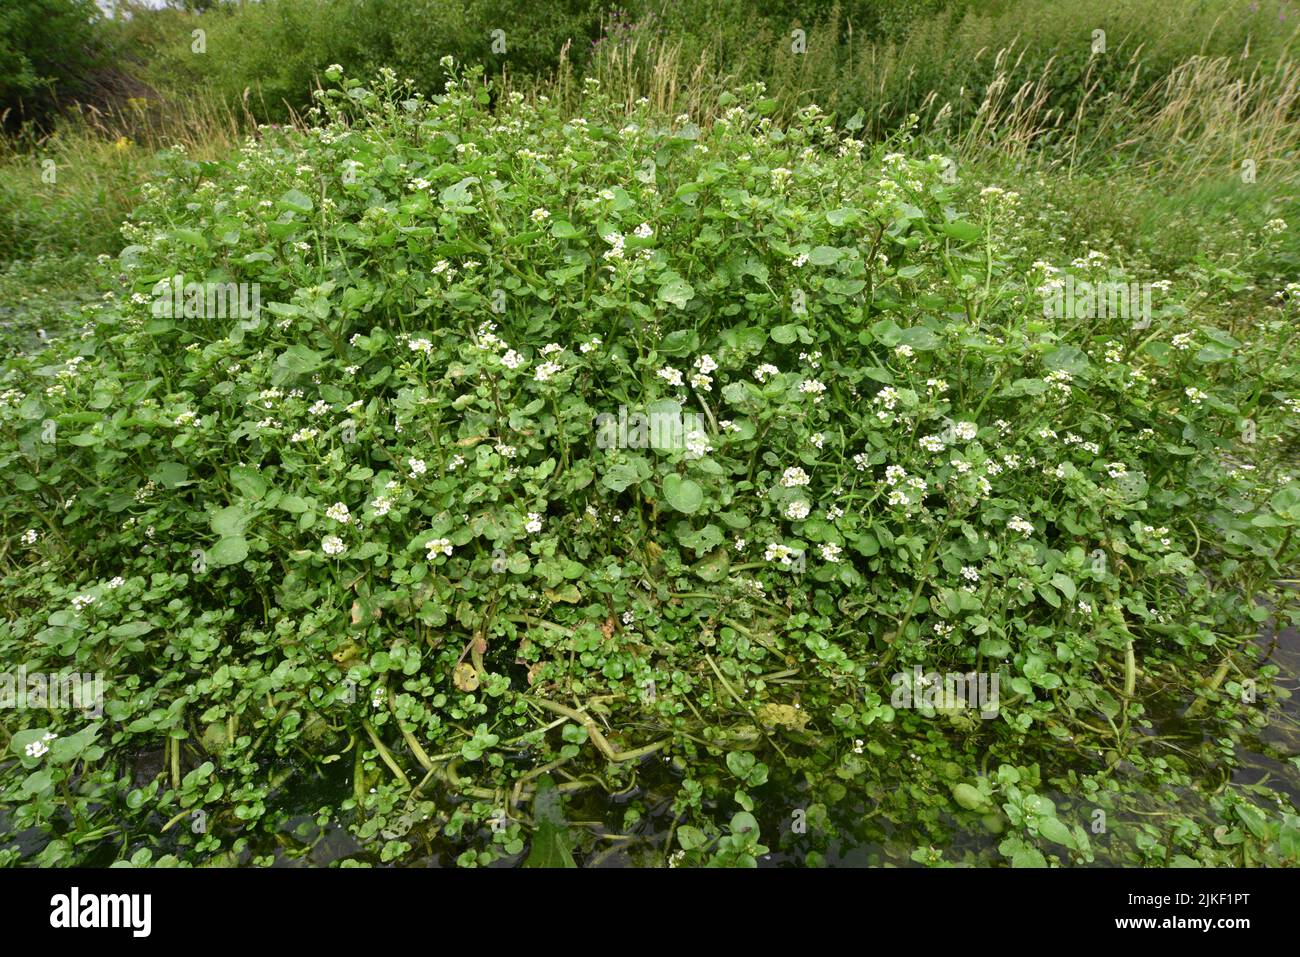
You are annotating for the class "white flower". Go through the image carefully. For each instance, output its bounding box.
[530,207,550,223]
[1007,516,1034,536]
[694,354,718,374]
[1185,387,1207,405]
[579,337,602,354]
[408,337,433,355]
[764,543,795,565]
[326,502,351,524]
[426,538,453,559]
[371,496,393,517]
[953,421,978,442]
[25,741,50,759]
[534,360,563,382]
[106,576,125,589]
[810,432,824,450]
[785,500,810,520]
[447,454,465,471]
[21,529,39,546]
[657,366,684,387]
[791,253,809,267]
[408,458,427,477]
[690,372,713,391]
[820,543,842,562]
[634,222,653,239]
[753,364,779,382]
[685,430,712,457]
[603,232,626,261]
[894,344,914,359]
[501,350,526,370]
[920,434,947,453]
[799,378,827,399]
[322,535,347,556]
[71,594,96,612]
[525,512,543,534]
[781,466,810,487]
[309,400,331,416]
[961,566,979,582]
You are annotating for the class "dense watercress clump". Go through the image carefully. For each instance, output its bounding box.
[1,64,1297,867]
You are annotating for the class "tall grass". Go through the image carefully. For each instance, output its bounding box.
[0,91,244,260]
[555,0,1300,184]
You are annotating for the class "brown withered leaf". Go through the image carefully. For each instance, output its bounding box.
[453,662,479,692]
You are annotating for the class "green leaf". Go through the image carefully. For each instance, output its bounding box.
[1011,846,1049,868]
[726,751,756,779]
[1037,815,1075,848]
[211,505,250,538]
[522,777,577,868]
[1050,574,1076,601]
[657,278,695,310]
[439,177,478,206]
[209,537,250,566]
[942,221,982,243]
[229,466,268,500]
[278,189,314,214]
[826,207,862,227]
[275,344,325,376]
[952,783,988,812]
[896,326,941,351]
[151,461,190,489]
[662,474,704,513]
[676,826,708,851]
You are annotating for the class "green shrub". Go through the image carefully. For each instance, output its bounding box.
[1,66,1297,867]
[0,0,109,129]
[145,0,609,121]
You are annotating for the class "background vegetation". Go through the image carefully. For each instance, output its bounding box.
[1,0,1297,867]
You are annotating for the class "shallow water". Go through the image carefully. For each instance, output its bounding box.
[247,623,1300,868]
[3,626,1294,868]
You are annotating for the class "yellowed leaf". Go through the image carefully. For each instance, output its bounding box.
[453,662,479,692]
